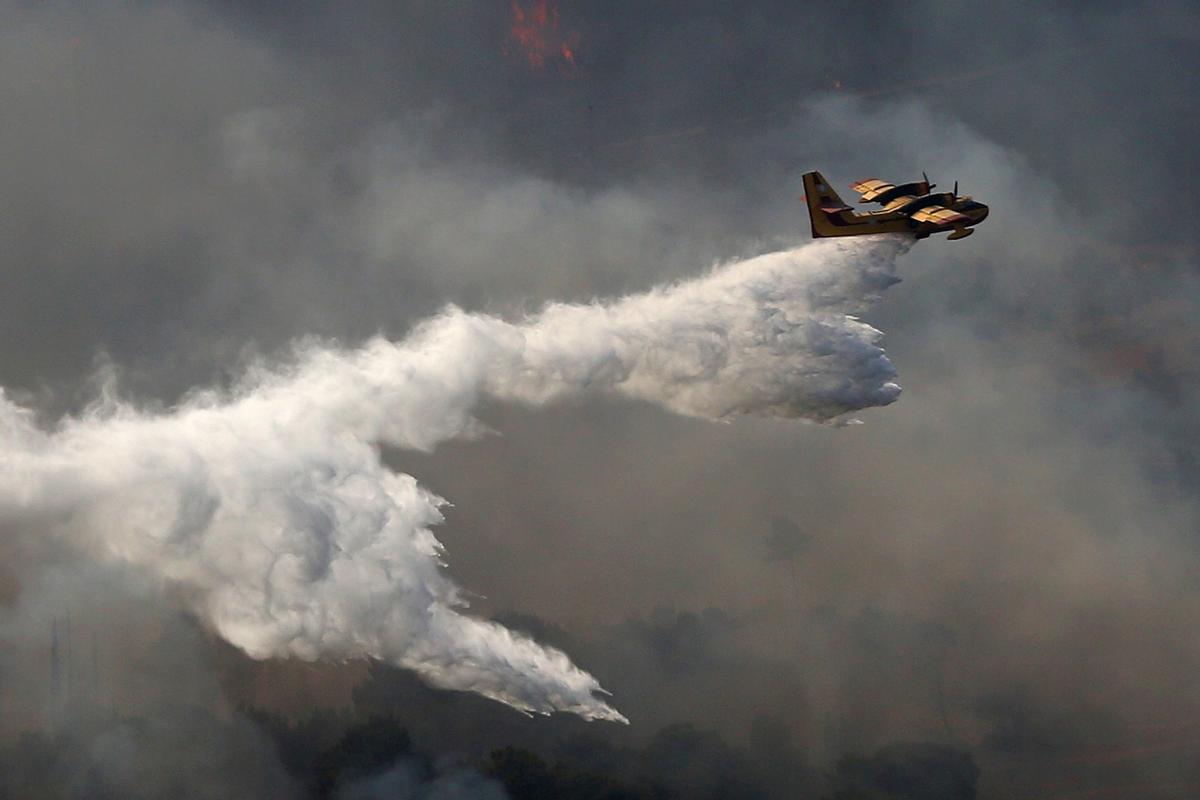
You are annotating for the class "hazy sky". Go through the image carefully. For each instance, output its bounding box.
[1,3,1199,798]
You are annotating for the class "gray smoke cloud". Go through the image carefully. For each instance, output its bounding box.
[338,762,508,800]
[0,235,908,722]
[2,1,1198,797]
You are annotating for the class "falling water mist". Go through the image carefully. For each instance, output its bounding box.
[0,234,911,722]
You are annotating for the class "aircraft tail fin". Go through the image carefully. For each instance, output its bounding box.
[802,171,854,239]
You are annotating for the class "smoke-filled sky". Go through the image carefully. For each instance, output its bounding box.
[2,2,1199,798]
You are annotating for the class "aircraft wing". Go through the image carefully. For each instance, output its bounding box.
[880,195,919,211]
[908,205,971,226]
[850,178,895,203]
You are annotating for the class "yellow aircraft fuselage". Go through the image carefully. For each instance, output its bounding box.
[803,171,988,241]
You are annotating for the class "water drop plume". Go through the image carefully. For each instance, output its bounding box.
[0,235,911,721]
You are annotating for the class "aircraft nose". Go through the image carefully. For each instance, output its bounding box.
[974,204,989,222]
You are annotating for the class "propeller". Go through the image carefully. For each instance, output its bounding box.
[953,180,958,198]
[923,171,936,191]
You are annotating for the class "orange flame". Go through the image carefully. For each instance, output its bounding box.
[507,0,578,73]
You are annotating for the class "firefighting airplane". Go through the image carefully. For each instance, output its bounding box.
[802,170,988,241]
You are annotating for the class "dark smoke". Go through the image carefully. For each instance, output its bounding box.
[2,2,1199,799]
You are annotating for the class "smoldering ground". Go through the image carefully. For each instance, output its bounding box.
[1,2,1199,799]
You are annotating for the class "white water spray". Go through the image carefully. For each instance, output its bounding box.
[0,235,910,722]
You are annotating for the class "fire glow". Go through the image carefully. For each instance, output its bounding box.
[507,0,578,72]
